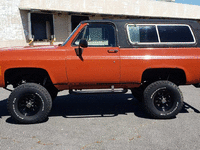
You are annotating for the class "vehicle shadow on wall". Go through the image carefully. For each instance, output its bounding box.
[0,93,199,124]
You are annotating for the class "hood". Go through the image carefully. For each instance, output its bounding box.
[0,45,59,51]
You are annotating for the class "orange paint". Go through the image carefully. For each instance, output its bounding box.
[0,22,200,90]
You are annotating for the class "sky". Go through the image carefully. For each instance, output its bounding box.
[175,0,200,6]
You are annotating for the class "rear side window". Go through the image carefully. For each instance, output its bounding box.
[158,25,194,42]
[128,25,158,43]
[127,24,195,45]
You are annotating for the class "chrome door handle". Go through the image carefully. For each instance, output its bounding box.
[107,49,118,53]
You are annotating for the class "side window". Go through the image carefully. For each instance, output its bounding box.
[127,24,195,45]
[127,25,158,43]
[157,25,195,43]
[72,23,116,47]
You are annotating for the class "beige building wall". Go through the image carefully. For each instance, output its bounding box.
[0,1,73,47]
[19,0,200,19]
[54,14,71,43]
[0,0,200,48]
[0,0,26,47]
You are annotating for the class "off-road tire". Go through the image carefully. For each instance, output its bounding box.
[143,80,183,119]
[46,85,58,101]
[7,83,52,124]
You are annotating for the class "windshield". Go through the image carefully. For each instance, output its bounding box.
[62,24,81,46]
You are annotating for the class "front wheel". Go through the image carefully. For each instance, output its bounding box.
[143,81,183,119]
[46,85,58,101]
[7,83,52,124]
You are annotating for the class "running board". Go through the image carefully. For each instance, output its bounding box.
[69,88,128,95]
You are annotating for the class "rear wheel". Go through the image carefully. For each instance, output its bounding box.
[7,83,52,124]
[143,81,183,119]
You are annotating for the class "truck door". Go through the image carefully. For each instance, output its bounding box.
[65,23,120,85]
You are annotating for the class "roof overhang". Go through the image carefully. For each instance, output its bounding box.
[19,0,200,20]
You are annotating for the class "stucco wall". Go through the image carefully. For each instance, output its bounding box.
[0,1,72,47]
[19,0,200,20]
[54,13,71,43]
[0,0,26,47]
[1,0,200,48]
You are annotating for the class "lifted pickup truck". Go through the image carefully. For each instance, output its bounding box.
[1,19,200,123]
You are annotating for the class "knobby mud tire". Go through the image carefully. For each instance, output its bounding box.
[143,80,183,119]
[7,83,52,124]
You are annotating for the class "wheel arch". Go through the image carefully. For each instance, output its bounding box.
[141,68,186,85]
[4,67,56,88]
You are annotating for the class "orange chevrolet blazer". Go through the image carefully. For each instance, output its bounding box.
[1,19,200,123]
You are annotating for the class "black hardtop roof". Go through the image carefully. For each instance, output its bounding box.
[81,19,200,48]
[81,19,199,25]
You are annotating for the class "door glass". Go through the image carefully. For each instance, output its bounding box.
[72,23,116,47]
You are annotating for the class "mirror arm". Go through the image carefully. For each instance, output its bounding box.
[75,47,83,57]
[74,39,87,57]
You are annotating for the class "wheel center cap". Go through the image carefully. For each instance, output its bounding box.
[161,98,167,104]
[26,101,33,108]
